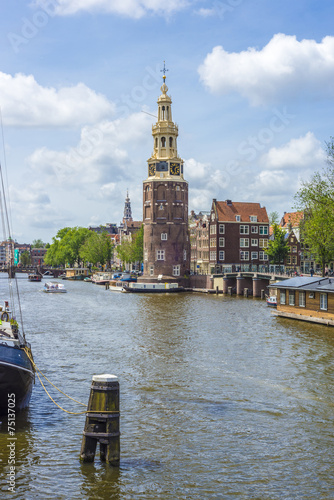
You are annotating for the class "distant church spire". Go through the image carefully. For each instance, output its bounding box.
[123,190,133,223]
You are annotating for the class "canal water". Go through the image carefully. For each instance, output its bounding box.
[1,279,334,499]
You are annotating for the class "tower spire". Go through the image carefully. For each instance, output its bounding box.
[123,189,132,223]
[160,60,169,82]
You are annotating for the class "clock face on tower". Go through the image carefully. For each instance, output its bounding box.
[170,162,180,175]
[148,163,156,176]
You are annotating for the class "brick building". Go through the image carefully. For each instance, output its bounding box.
[209,199,270,273]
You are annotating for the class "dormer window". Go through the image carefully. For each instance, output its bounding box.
[250,216,257,222]
[235,215,241,222]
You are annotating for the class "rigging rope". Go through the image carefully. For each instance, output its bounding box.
[24,347,118,415]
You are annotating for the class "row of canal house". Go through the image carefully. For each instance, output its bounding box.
[190,200,270,274]
[190,206,326,276]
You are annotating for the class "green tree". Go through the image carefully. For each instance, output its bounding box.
[116,240,132,267]
[32,239,45,248]
[80,232,112,267]
[294,137,334,275]
[20,250,31,267]
[269,211,279,226]
[44,227,91,267]
[131,225,144,264]
[265,223,289,267]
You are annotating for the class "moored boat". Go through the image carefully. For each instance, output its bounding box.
[109,280,126,292]
[123,282,184,293]
[0,301,35,413]
[91,272,113,285]
[266,295,277,307]
[43,281,67,293]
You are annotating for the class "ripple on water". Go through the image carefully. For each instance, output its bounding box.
[1,282,334,499]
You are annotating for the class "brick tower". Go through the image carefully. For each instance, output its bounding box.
[141,69,190,283]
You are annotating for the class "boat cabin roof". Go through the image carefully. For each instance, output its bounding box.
[270,276,334,293]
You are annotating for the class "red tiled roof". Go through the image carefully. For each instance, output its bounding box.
[280,211,303,228]
[214,201,269,223]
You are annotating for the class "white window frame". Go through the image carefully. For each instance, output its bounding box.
[235,215,241,222]
[219,237,225,247]
[259,251,268,261]
[280,290,286,305]
[250,216,257,222]
[320,293,328,311]
[259,239,268,248]
[183,249,187,261]
[251,252,258,260]
[149,265,154,276]
[251,239,258,246]
[161,233,167,240]
[210,225,216,235]
[219,251,225,261]
[240,238,249,248]
[156,250,165,261]
[259,226,269,235]
[240,225,249,234]
[173,265,180,276]
[210,251,216,261]
[299,291,306,307]
[240,251,249,261]
[219,224,225,234]
[289,291,295,306]
[251,226,258,234]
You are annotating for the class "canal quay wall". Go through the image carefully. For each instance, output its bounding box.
[187,272,287,296]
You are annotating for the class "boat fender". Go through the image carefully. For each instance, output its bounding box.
[1,312,9,322]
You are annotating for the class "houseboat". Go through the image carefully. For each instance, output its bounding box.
[63,268,90,280]
[123,282,183,293]
[269,276,334,326]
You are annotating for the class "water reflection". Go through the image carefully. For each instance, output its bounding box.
[2,281,334,498]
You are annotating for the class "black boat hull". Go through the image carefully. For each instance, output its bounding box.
[0,344,34,414]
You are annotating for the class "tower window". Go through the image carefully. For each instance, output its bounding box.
[167,106,169,120]
[169,137,173,147]
[155,138,158,148]
[157,250,165,261]
[173,265,180,276]
[162,106,165,120]
[161,137,166,147]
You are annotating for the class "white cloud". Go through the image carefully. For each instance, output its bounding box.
[33,0,189,18]
[27,112,152,193]
[0,72,114,127]
[198,34,334,105]
[261,132,325,170]
[184,158,209,180]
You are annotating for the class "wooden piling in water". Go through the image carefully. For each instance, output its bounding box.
[80,374,120,465]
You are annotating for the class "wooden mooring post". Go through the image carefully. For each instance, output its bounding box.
[80,374,120,465]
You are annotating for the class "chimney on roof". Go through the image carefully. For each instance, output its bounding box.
[226,200,232,206]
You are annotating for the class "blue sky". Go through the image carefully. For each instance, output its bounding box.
[1,0,334,243]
